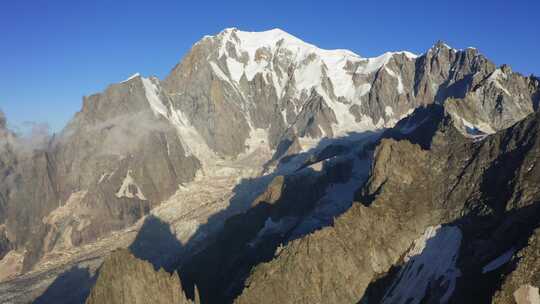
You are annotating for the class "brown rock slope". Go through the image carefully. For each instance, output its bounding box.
[234,107,540,304]
[85,248,199,304]
[493,228,540,304]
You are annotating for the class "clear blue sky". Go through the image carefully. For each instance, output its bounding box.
[1,0,539,132]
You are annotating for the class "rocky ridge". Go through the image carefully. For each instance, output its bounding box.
[234,105,540,304]
[0,28,539,303]
[84,248,199,304]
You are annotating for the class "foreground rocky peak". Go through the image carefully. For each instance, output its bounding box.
[85,249,198,304]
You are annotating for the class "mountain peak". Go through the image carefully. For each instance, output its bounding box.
[430,40,455,51]
[428,40,480,55]
[121,72,141,83]
[207,27,362,60]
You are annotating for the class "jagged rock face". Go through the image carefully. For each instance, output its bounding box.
[0,117,17,262]
[445,66,538,136]
[1,28,539,302]
[164,29,537,159]
[85,248,197,304]
[164,28,424,155]
[492,228,540,304]
[177,159,354,303]
[413,42,494,103]
[235,109,540,304]
[235,138,441,304]
[0,124,15,228]
[42,77,201,253]
[0,77,201,272]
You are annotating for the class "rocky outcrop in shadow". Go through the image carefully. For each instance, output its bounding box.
[85,248,198,304]
[129,215,184,272]
[173,132,374,304]
[234,109,540,304]
[34,266,96,304]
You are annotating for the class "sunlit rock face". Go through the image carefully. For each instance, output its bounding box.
[0,28,539,304]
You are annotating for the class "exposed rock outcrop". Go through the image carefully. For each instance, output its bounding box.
[493,228,540,304]
[85,248,198,304]
[1,28,539,304]
[235,108,540,304]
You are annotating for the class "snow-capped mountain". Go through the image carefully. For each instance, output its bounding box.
[0,28,539,304]
[146,28,537,161]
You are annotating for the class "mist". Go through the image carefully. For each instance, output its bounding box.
[0,109,52,156]
[54,109,175,157]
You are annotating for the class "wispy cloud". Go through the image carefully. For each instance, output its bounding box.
[55,109,173,157]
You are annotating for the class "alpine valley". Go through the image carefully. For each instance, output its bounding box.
[0,28,539,304]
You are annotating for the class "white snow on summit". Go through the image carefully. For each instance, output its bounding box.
[122,72,141,83]
[142,76,168,117]
[205,28,417,137]
[210,28,416,102]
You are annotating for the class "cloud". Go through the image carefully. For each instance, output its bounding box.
[1,106,177,159]
[54,109,174,157]
[0,119,52,156]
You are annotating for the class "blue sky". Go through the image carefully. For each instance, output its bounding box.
[1,0,539,132]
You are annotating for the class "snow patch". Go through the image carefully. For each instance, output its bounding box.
[280,108,288,124]
[385,67,404,94]
[98,172,112,184]
[226,57,245,83]
[402,51,419,60]
[209,28,416,137]
[385,106,394,117]
[460,117,496,138]
[122,73,140,83]
[356,52,391,74]
[487,68,511,95]
[514,285,540,304]
[209,62,231,84]
[382,225,462,304]
[355,51,414,75]
[482,248,515,273]
[142,80,217,164]
[358,83,371,97]
[168,107,216,163]
[141,77,168,117]
[289,146,373,238]
[115,170,147,200]
[294,57,324,93]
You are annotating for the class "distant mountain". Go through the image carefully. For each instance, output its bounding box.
[0,28,539,304]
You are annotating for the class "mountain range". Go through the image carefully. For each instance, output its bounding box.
[0,28,539,304]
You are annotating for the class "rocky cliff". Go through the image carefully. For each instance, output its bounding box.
[85,248,198,304]
[0,28,539,304]
[234,106,540,304]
